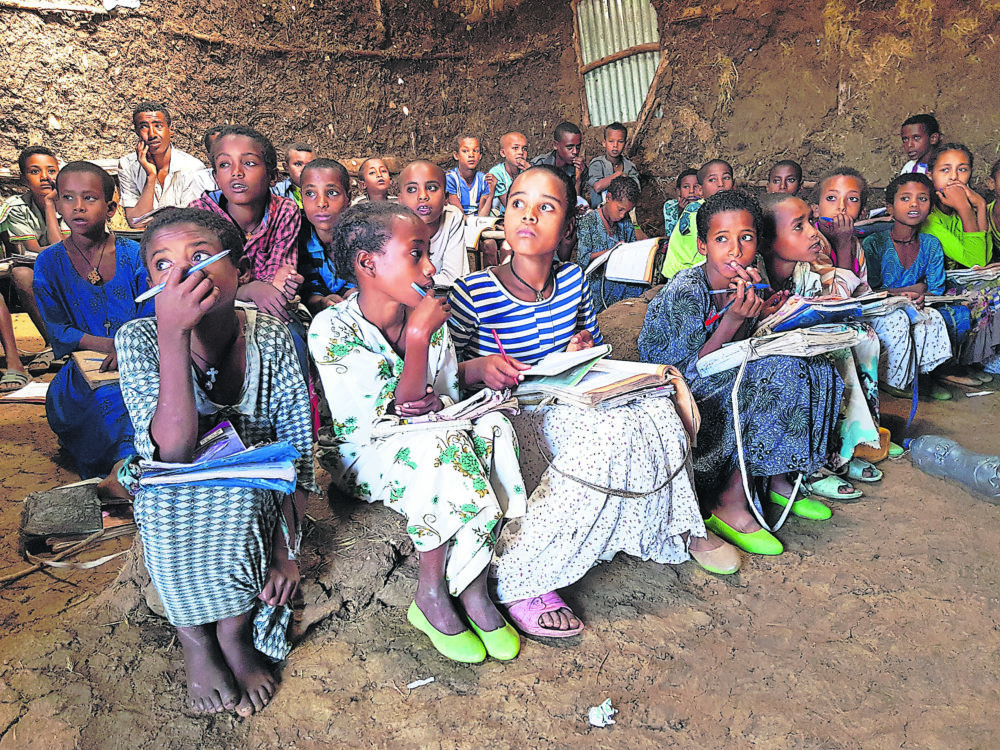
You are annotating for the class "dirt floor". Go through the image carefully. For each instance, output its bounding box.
[1,307,1000,749]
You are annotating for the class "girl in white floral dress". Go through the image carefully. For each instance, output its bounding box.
[309,202,525,664]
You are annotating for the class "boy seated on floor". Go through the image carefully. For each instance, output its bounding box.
[446,135,496,217]
[662,168,699,237]
[586,121,640,209]
[188,125,309,375]
[488,131,529,216]
[399,160,470,285]
[0,145,65,377]
[271,143,316,208]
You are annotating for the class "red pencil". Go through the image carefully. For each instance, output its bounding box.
[491,329,513,366]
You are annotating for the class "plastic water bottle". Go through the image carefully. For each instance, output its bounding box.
[906,435,1000,503]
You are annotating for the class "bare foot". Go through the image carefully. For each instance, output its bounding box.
[536,606,581,632]
[176,625,239,714]
[216,613,276,717]
[97,460,132,500]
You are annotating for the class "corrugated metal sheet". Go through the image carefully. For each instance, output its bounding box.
[577,0,659,126]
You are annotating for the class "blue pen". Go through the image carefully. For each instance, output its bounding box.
[411,282,427,297]
[709,284,769,295]
[819,217,869,236]
[135,250,232,303]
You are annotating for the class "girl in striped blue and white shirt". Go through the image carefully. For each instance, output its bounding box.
[449,165,713,639]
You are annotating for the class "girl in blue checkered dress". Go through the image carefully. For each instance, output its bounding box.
[117,208,314,718]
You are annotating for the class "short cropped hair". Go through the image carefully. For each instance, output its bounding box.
[769,159,803,182]
[884,172,934,205]
[17,145,57,177]
[696,189,763,243]
[758,192,801,248]
[331,202,419,284]
[203,125,225,155]
[813,167,869,212]
[455,134,480,149]
[139,207,246,268]
[300,158,351,190]
[210,125,278,173]
[132,101,171,127]
[553,121,582,142]
[55,161,116,202]
[604,121,628,139]
[929,142,974,173]
[901,113,940,136]
[990,158,1000,182]
[358,157,386,178]
[607,175,640,205]
[286,142,314,157]
[676,168,698,188]
[697,159,733,184]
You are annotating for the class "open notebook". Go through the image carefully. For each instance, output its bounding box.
[519,356,676,409]
[754,294,866,335]
[584,238,662,284]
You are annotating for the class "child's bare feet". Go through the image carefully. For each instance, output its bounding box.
[216,612,276,717]
[176,625,239,714]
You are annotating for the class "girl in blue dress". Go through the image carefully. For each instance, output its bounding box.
[33,162,152,478]
[639,190,844,556]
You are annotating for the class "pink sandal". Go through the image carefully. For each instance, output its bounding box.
[504,591,584,638]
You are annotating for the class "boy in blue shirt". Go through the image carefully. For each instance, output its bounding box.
[446,135,496,216]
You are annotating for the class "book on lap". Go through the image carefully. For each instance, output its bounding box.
[72,350,120,389]
[584,238,662,284]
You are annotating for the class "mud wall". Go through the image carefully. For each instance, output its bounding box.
[3,0,999,204]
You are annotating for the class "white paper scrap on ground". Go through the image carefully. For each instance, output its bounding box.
[588,698,617,727]
[406,677,435,689]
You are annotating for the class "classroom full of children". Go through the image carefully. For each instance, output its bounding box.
[2,102,1000,718]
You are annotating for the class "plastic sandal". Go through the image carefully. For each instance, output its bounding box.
[846,457,883,483]
[688,532,741,574]
[504,591,584,638]
[769,490,833,520]
[468,618,521,660]
[26,348,54,376]
[888,442,904,458]
[704,515,783,556]
[0,369,31,394]
[802,473,862,500]
[407,601,486,663]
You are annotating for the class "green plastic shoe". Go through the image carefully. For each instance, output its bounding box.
[469,618,521,661]
[888,441,904,458]
[705,515,783,556]
[769,490,832,521]
[407,601,486,663]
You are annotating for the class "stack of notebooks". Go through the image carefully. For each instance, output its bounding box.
[134,421,299,494]
[516,345,676,408]
[372,388,520,437]
[754,294,865,335]
[697,324,866,377]
[583,237,663,285]
[946,267,1000,285]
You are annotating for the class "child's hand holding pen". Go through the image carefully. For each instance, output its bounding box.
[406,284,451,345]
[477,328,529,390]
[155,262,220,332]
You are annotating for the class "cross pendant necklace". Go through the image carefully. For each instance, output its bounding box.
[103,320,112,336]
[203,367,219,390]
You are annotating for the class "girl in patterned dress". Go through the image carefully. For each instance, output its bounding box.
[449,165,713,638]
[309,202,523,664]
[117,208,315,717]
[639,190,844,556]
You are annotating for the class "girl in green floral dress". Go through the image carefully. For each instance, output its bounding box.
[308,202,525,664]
